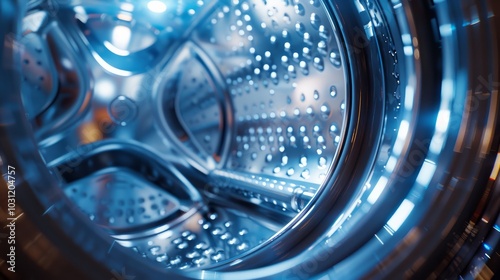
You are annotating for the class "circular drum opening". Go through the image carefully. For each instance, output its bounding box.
[20,0,354,270]
[1,0,500,279]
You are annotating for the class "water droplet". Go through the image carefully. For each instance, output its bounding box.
[170,256,182,266]
[286,168,295,176]
[177,241,188,250]
[186,251,200,259]
[127,216,135,224]
[299,60,309,75]
[313,56,324,71]
[296,22,305,35]
[209,212,218,220]
[270,71,278,83]
[284,42,291,52]
[266,154,273,162]
[172,237,183,245]
[310,0,320,7]
[306,106,314,116]
[301,169,311,179]
[212,227,225,236]
[287,65,296,78]
[211,250,225,262]
[156,254,168,262]
[313,90,320,100]
[319,157,327,168]
[228,237,240,245]
[281,55,289,66]
[321,103,331,118]
[330,51,342,67]
[330,85,337,97]
[294,108,300,117]
[319,25,330,39]
[300,126,307,134]
[202,247,215,256]
[303,47,311,58]
[295,3,305,16]
[318,40,327,55]
[310,13,321,29]
[237,242,249,251]
[220,232,231,240]
[303,32,312,44]
[192,256,206,265]
[282,155,289,165]
[149,246,161,255]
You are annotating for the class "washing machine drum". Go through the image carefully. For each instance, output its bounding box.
[1,0,500,279]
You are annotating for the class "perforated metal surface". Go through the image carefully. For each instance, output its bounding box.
[5,0,500,279]
[21,0,349,270]
[21,10,88,140]
[64,169,182,231]
[185,0,348,184]
[118,207,276,269]
[20,32,58,118]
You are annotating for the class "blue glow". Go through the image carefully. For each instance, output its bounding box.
[416,160,436,187]
[439,24,454,37]
[147,0,167,13]
[494,224,500,232]
[483,243,491,251]
[367,176,388,204]
[387,199,415,232]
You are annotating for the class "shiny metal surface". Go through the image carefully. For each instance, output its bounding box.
[1,0,500,279]
[5,0,352,271]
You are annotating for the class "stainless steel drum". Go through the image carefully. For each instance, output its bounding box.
[1,0,500,279]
